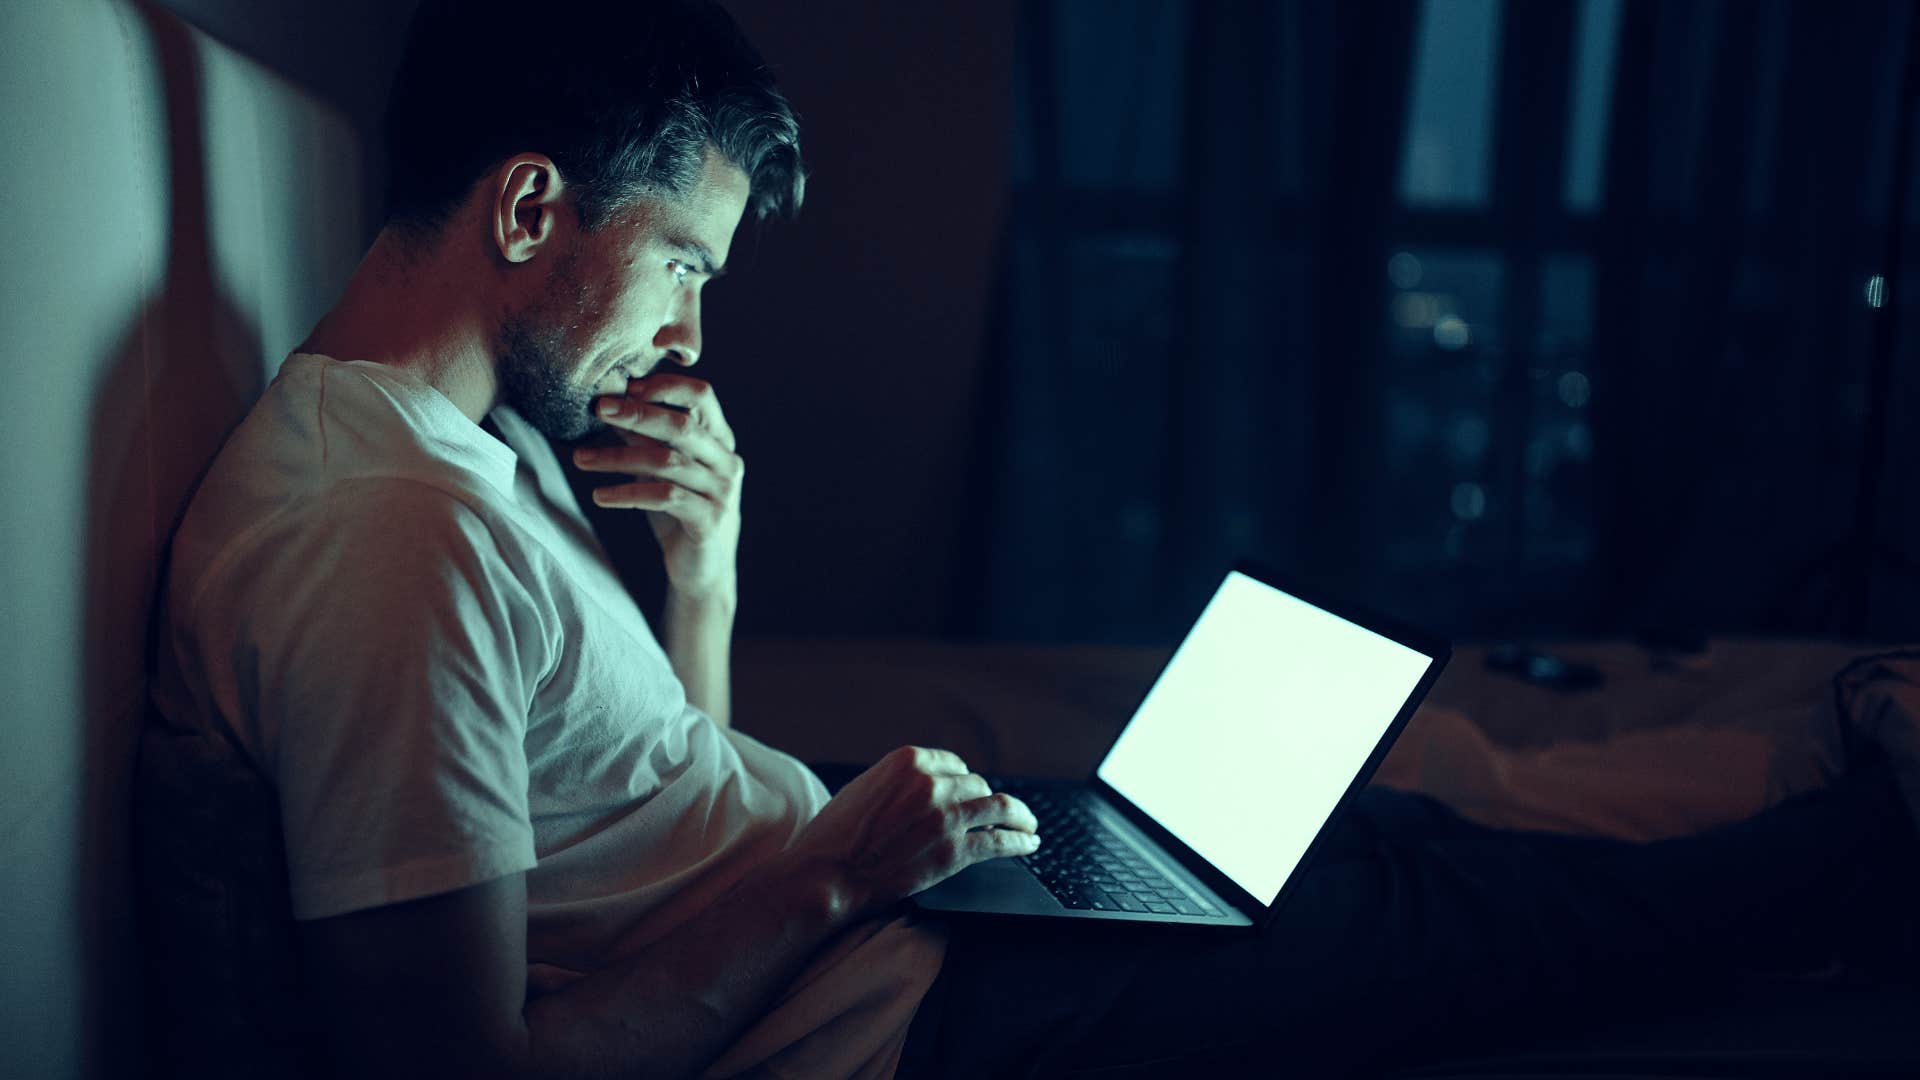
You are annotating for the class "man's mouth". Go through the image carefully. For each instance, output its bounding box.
[598,365,637,396]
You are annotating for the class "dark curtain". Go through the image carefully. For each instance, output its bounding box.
[963,0,1920,645]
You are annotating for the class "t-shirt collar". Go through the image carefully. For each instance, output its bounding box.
[287,352,521,495]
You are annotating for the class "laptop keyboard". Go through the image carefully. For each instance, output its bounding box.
[1002,786,1223,917]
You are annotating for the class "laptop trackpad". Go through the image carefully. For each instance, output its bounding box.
[912,854,1060,916]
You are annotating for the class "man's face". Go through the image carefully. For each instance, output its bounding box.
[498,147,751,440]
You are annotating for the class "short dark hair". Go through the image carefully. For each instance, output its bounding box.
[383,0,805,237]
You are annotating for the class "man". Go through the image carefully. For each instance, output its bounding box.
[152,2,1023,1075]
[153,1,1920,1077]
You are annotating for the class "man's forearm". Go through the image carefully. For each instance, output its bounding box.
[664,580,735,728]
[516,850,865,1080]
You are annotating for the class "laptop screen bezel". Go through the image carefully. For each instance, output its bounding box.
[1084,559,1452,932]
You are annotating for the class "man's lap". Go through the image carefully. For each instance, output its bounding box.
[895,786,1467,1076]
[893,774,1909,1077]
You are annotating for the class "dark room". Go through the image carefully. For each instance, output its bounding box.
[3,0,1919,1076]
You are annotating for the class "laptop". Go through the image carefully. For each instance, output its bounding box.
[912,562,1450,929]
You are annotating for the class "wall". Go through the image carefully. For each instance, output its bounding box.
[0,2,364,1075]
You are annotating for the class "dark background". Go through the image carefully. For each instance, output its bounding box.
[156,0,1920,648]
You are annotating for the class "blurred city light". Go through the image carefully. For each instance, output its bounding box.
[1557,371,1591,408]
[1393,291,1442,328]
[1451,481,1488,520]
[1388,251,1424,289]
[1564,423,1592,460]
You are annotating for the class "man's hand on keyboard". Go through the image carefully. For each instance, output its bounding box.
[787,746,1041,919]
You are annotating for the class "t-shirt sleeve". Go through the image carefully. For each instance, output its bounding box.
[230,480,552,920]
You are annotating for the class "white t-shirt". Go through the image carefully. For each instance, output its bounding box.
[151,352,947,1079]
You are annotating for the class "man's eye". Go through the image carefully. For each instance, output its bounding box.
[668,260,691,283]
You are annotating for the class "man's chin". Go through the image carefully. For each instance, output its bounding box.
[506,394,599,442]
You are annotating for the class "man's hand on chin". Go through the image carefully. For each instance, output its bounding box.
[573,372,744,601]
[574,372,742,726]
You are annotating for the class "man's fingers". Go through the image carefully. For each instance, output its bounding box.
[955,791,1039,834]
[573,442,727,501]
[896,745,970,777]
[935,772,993,807]
[595,396,737,476]
[626,374,738,452]
[963,825,1043,862]
[588,481,714,529]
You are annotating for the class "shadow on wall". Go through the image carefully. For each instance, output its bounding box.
[83,4,263,1075]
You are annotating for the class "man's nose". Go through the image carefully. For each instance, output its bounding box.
[656,293,702,367]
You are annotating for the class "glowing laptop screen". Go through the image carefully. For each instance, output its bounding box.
[1095,571,1434,905]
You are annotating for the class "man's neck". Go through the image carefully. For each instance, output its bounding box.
[298,225,500,424]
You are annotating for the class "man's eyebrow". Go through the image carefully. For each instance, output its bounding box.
[668,235,726,278]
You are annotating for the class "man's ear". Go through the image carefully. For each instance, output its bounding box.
[490,154,568,264]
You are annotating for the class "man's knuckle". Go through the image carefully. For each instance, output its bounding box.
[906,814,943,848]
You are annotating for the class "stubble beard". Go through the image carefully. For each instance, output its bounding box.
[497,316,598,441]
[496,250,605,442]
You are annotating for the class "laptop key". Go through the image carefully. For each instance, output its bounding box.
[1012,791,1229,917]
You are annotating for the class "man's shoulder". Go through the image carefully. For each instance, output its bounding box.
[165,359,541,626]
[301,473,512,540]
[252,353,520,498]
[169,474,520,623]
